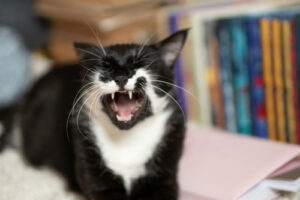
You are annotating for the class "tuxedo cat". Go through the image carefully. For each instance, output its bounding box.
[19,29,188,200]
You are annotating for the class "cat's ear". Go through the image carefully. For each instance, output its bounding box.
[74,42,104,59]
[156,29,189,67]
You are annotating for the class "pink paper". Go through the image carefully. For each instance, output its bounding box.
[178,125,300,200]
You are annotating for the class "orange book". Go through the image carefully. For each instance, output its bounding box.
[272,19,286,142]
[261,18,277,140]
[206,22,225,129]
[282,20,296,143]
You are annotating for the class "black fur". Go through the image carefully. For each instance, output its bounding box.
[18,29,188,200]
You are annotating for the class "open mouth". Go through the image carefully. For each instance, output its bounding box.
[103,90,146,123]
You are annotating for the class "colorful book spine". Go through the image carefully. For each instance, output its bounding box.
[272,19,286,142]
[205,21,225,128]
[217,20,237,133]
[291,21,300,144]
[246,18,268,138]
[294,15,300,144]
[260,18,277,141]
[229,18,252,135]
[282,20,296,143]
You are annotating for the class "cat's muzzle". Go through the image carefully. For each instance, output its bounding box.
[103,90,146,124]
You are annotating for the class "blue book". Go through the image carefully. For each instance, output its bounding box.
[217,19,237,133]
[229,18,252,135]
[168,14,188,115]
[246,17,268,138]
[295,14,300,143]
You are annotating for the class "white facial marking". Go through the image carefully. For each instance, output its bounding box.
[125,69,168,114]
[96,72,119,94]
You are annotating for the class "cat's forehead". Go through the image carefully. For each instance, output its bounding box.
[106,44,140,58]
[104,44,155,64]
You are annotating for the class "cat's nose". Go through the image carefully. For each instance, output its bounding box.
[114,76,128,89]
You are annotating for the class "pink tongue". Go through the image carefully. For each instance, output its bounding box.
[117,95,135,117]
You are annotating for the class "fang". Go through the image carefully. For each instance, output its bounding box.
[128,91,132,99]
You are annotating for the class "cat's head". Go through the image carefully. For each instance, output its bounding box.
[74,29,188,130]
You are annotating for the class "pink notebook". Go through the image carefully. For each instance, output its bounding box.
[178,125,300,200]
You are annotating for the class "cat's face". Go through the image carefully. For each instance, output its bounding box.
[75,29,188,130]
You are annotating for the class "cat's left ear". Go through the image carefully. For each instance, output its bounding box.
[156,29,189,67]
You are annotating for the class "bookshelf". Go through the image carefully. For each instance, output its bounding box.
[158,0,300,144]
[34,0,166,64]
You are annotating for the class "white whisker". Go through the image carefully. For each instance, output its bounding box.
[75,47,103,60]
[137,33,156,57]
[66,84,99,141]
[151,79,200,104]
[75,89,99,137]
[148,83,185,118]
[87,23,107,56]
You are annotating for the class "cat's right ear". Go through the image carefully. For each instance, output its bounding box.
[156,29,189,68]
[74,42,104,59]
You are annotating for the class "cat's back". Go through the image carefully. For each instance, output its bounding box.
[22,65,82,129]
[20,65,82,191]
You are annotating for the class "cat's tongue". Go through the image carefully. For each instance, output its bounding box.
[116,94,136,117]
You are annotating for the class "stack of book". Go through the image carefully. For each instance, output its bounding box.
[35,0,166,64]
[160,0,300,144]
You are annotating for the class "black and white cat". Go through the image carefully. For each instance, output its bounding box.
[18,29,188,200]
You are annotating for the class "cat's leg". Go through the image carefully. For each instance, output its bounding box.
[76,170,129,200]
[131,178,178,200]
[86,190,129,200]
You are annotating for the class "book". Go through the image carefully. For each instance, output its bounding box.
[282,20,296,143]
[205,21,225,128]
[246,17,268,138]
[260,18,277,141]
[217,19,237,132]
[229,18,252,135]
[295,15,300,144]
[272,19,287,142]
[262,166,300,192]
[179,124,300,200]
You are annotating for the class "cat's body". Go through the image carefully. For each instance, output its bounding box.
[10,30,188,200]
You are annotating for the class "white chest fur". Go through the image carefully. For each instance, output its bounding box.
[91,109,172,192]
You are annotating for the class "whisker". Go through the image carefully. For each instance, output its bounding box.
[143,59,158,69]
[75,89,99,137]
[81,58,104,62]
[151,80,200,104]
[66,84,99,141]
[75,47,103,60]
[71,85,99,114]
[72,82,95,106]
[148,83,185,118]
[86,23,107,56]
[148,74,173,82]
[88,90,103,122]
[137,33,156,57]
[78,63,98,74]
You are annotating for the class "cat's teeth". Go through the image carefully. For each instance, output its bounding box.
[128,91,132,100]
[116,114,132,122]
[111,93,115,100]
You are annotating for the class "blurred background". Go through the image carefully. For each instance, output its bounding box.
[1,0,300,144]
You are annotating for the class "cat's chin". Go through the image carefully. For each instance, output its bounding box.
[102,90,149,129]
